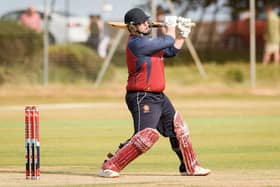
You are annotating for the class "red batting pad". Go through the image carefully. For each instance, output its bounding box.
[101,128,160,172]
[174,112,199,174]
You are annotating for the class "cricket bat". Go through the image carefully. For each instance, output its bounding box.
[107,21,195,29]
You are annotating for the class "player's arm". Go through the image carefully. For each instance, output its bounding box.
[173,35,185,49]
[162,32,186,57]
[128,35,175,56]
[162,16,185,57]
[164,16,194,55]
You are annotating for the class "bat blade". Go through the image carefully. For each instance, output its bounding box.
[107,22,127,29]
[107,21,165,29]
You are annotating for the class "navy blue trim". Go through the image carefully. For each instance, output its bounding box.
[145,57,152,84]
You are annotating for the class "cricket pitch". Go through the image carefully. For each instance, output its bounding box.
[0,168,280,187]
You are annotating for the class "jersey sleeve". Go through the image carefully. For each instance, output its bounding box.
[128,35,175,56]
[163,46,180,58]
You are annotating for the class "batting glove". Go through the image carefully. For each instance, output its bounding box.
[177,17,194,38]
[164,16,178,27]
[177,17,194,27]
[177,22,191,38]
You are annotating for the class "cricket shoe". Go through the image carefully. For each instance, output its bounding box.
[98,160,120,178]
[98,169,120,178]
[179,163,211,176]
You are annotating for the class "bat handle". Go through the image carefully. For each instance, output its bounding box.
[149,22,165,27]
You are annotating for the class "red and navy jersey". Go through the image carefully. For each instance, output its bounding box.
[126,34,179,92]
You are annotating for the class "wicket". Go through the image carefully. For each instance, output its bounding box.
[25,106,40,180]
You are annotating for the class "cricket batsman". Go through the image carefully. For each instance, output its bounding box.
[98,8,211,178]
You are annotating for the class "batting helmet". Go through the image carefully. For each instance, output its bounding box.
[124,8,150,25]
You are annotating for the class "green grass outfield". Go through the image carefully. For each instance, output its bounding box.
[0,96,280,176]
[0,64,280,186]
